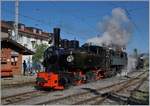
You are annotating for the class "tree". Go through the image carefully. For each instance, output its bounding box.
[32,43,49,63]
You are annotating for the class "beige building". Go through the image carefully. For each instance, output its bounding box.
[1,20,52,76]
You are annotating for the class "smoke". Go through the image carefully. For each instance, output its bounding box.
[87,7,133,48]
[127,56,137,72]
[119,56,137,76]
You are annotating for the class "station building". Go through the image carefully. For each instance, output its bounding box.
[1,38,34,77]
[1,20,52,77]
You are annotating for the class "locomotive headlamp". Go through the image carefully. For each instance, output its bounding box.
[67,55,74,62]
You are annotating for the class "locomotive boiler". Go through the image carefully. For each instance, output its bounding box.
[36,28,128,90]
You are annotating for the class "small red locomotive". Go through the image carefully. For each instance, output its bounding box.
[36,28,127,90]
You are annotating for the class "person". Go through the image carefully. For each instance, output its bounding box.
[23,60,27,76]
[27,60,31,75]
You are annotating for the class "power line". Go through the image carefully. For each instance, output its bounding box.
[3,4,147,40]
[2,8,51,26]
[124,8,141,33]
[33,7,98,37]
[127,7,148,12]
[2,8,89,38]
[107,2,148,33]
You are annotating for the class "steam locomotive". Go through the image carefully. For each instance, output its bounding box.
[36,28,128,90]
[136,54,145,70]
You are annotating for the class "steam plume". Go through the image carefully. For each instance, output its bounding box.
[119,56,137,76]
[87,7,133,48]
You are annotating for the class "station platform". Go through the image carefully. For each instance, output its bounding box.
[1,75,36,88]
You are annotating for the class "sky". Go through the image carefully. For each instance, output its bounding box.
[1,1,149,54]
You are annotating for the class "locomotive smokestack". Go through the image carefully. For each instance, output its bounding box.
[53,28,60,47]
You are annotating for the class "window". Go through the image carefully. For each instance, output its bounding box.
[11,56,18,66]
[31,40,36,47]
[1,57,7,64]
[120,53,124,58]
[39,30,42,34]
[21,25,24,30]
[112,52,115,56]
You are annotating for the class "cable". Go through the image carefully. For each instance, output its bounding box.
[106,2,148,34]
[124,8,141,33]
[33,7,98,37]
[2,8,51,26]
[2,8,90,39]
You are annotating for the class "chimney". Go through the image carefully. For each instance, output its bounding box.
[37,29,42,34]
[53,28,60,47]
[33,29,37,34]
[18,23,25,31]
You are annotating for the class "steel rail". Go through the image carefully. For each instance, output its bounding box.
[36,70,147,105]
[1,90,47,105]
[74,71,148,105]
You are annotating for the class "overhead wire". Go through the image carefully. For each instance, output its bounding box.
[2,8,66,36]
[107,2,148,45]
[33,1,99,37]
[33,7,98,39]
[2,3,148,40]
[2,8,51,27]
[106,2,148,34]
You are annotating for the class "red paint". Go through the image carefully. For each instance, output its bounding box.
[37,72,64,90]
[73,69,86,85]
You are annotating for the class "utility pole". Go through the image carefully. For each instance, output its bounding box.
[14,0,19,40]
[133,48,138,58]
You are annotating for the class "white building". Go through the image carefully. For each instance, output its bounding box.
[1,20,52,65]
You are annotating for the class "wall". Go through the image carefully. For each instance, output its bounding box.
[18,32,49,69]
[1,48,22,76]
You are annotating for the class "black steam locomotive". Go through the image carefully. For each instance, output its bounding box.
[136,54,145,69]
[36,28,128,90]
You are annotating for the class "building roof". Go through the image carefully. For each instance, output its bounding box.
[1,38,35,55]
[1,20,52,40]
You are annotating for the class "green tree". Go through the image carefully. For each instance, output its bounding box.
[32,43,49,63]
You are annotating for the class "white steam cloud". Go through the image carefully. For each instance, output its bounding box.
[119,56,137,76]
[87,7,133,48]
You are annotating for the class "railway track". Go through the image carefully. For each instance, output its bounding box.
[36,70,148,105]
[1,81,35,89]
[1,70,147,105]
[93,74,148,105]
[127,74,149,105]
[72,71,148,105]
[1,90,48,105]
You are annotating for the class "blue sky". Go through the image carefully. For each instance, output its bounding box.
[1,1,149,54]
